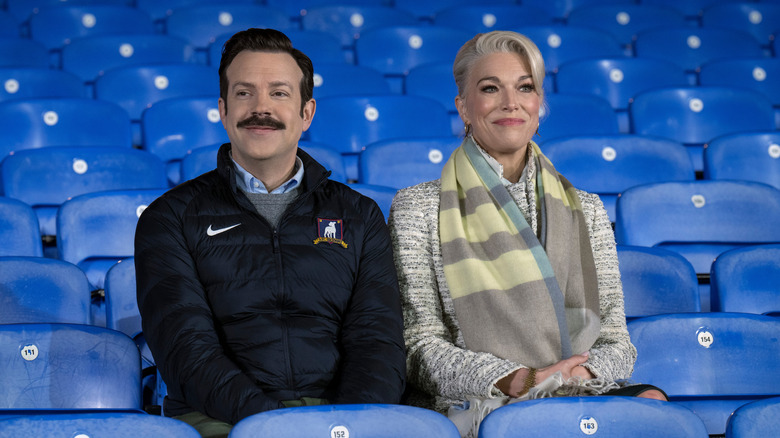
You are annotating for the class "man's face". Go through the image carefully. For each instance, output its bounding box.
[219,50,315,173]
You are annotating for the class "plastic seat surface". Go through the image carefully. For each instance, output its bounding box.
[478,396,708,438]
[299,141,348,183]
[62,34,196,83]
[308,95,452,154]
[0,256,91,325]
[699,58,780,108]
[179,143,221,182]
[0,37,49,68]
[165,4,291,49]
[0,197,42,257]
[703,131,780,190]
[511,25,624,73]
[359,136,461,189]
[0,412,199,437]
[433,4,554,34]
[633,26,765,72]
[539,94,619,141]
[311,63,391,99]
[135,0,254,22]
[616,245,700,319]
[541,134,694,220]
[104,258,140,338]
[627,312,780,434]
[302,5,417,48]
[229,404,459,437]
[208,29,347,67]
[0,98,132,159]
[7,0,131,23]
[0,323,141,410]
[702,2,780,46]
[614,180,780,274]
[0,68,84,102]
[29,4,154,50]
[639,0,724,18]
[725,396,780,438]
[710,244,780,314]
[94,63,217,121]
[567,4,686,48]
[57,189,166,289]
[521,0,634,20]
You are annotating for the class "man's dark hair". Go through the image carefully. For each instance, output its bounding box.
[219,28,314,116]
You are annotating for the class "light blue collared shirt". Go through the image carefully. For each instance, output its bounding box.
[232,155,304,194]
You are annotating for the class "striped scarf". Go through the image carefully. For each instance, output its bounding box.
[439,136,600,368]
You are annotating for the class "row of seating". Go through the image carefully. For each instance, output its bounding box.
[2,311,778,435]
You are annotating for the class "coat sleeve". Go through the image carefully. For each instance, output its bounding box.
[577,192,637,381]
[331,198,407,404]
[388,184,522,403]
[135,195,283,424]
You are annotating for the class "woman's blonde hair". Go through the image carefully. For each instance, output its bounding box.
[453,31,546,106]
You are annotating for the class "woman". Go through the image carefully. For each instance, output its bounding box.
[388,31,665,436]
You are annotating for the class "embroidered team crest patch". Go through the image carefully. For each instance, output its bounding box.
[313,218,348,248]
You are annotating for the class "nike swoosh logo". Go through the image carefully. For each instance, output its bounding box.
[207,223,241,236]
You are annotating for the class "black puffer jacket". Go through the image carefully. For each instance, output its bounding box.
[135,144,406,424]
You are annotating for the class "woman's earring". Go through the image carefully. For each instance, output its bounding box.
[465,123,472,136]
[535,124,540,137]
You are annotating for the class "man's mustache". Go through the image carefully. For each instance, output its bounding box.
[236,114,286,130]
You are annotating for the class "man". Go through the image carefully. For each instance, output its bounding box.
[135,28,406,437]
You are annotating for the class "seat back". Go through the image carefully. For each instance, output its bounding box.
[0,256,91,324]
[0,197,42,257]
[308,95,452,154]
[393,0,516,21]
[702,2,780,46]
[179,143,221,182]
[0,37,49,68]
[710,244,780,314]
[230,404,460,438]
[360,136,460,189]
[521,0,635,21]
[165,4,291,49]
[725,396,780,438]
[0,412,200,437]
[617,245,700,319]
[478,396,708,438]
[434,5,553,34]
[208,29,347,67]
[567,4,686,48]
[703,131,780,190]
[302,5,417,49]
[614,181,780,274]
[513,25,624,73]
[0,323,141,410]
[29,5,154,51]
[348,184,397,222]
[299,141,347,183]
[57,189,166,289]
[62,34,196,83]
[0,68,84,102]
[699,58,780,108]
[94,64,218,121]
[540,94,619,140]
[311,63,391,99]
[0,98,132,158]
[104,258,140,338]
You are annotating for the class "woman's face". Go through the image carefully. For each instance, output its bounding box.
[456,51,541,159]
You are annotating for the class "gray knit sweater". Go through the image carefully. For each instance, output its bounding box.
[387,155,637,412]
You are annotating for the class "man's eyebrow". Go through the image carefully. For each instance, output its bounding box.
[231,81,256,90]
[269,80,293,89]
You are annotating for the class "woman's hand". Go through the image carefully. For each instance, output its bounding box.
[537,352,593,382]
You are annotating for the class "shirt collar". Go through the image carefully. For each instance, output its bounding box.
[472,135,530,187]
[232,153,304,194]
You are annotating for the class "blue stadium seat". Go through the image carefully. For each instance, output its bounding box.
[513,25,624,74]
[0,98,132,159]
[7,0,132,24]
[725,396,780,438]
[633,26,766,76]
[541,135,695,221]
[348,184,397,222]
[302,5,417,50]
[0,412,200,437]
[0,67,84,102]
[308,95,453,181]
[142,96,228,185]
[703,131,780,190]
[614,180,780,276]
[359,136,461,189]
[521,0,634,21]
[62,34,196,83]
[478,396,708,438]
[230,404,460,438]
[433,5,554,34]
[567,4,686,50]
[1,146,167,239]
[354,25,472,92]
[136,0,255,23]
[0,256,91,324]
[702,2,780,47]
[0,322,142,411]
[393,0,515,21]
[617,245,700,320]
[539,94,619,141]
[29,5,155,51]
[266,0,386,21]
[710,244,780,315]
[627,312,780,435]
[299,141,348,184]
[208,29,348,67]
[629,86,776,170]
[311,63,391,100]
[0,37,49,68]
[104,258,141,340]
[179,143,220,182]
[699,58,780,126]
[640,0,730,20]
[164,4,291,50]
[404,61,462,135]
[0,197,42,257]
[0,11,20,38]
[57,189,166,291]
